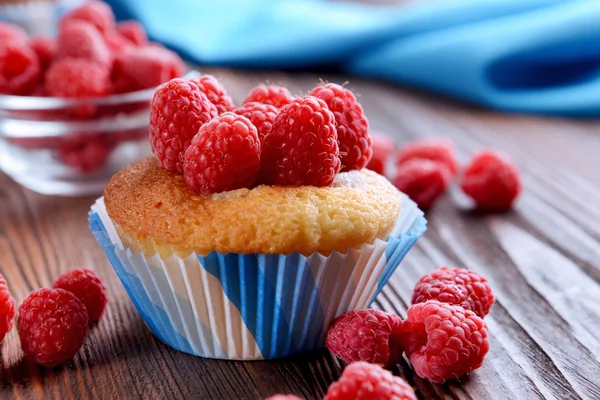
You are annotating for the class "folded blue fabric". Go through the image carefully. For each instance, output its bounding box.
[104,0,600,117]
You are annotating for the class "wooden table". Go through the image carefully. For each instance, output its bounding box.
[1,68,599,400]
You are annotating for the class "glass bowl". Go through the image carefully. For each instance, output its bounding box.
[0,88,155,196]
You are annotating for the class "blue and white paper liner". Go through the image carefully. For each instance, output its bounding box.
[89,195,427,360]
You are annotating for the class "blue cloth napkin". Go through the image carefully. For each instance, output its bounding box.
[104,0,600,117]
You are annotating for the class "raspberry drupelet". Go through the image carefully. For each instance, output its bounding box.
[244,84,293,109]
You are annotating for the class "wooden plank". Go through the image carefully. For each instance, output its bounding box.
[1,68,599,399]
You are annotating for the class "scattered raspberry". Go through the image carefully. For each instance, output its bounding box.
[150,78,218,171]
[56,21,112,67]
[183,113,261,194]
[0,274,16,344]
[265,395,303,400]
[234,102,278,140]
[244,84,293,109]
[0,22,27,43]
[310,83,371,172]
[116,21,148,46]
[45,58,110,98]
[53,268,108,323]
[18,288,89,367]
[112,46,185,93]
[29,36,57,71]
[261,96,340,186]
[366,132,395,175]
[397,300,490,383]
[0,42,41,95]
[396,138,459,176]
[460,150,521,212]
[326,309,404,367]
[324,362,417,400]
[57,134,114,173]
[392,159,450,211]
[191,74,235,114]
[60,0,115,35]
[412,267,495,318]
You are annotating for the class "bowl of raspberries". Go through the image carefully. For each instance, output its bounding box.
[0,1,186,196]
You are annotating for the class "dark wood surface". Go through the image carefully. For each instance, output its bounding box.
[1,68,600,400]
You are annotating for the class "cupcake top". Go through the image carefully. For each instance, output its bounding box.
[104,156,402,258]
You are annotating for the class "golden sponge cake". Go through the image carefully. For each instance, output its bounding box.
[104,156,402,258]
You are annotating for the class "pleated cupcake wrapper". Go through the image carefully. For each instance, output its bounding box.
[89,195,427,360]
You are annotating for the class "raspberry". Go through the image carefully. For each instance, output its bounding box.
[324,362,417,400]
[265,396,302,400]
[105,32,132,56]
[0,274,16,344]
[56,21,112,67]
[326,309,404,367]
[234,102,278,140]
[0,42,41,95]
[60,0,115,35]
[261,96,340,187]
[412,267,495,318]
[244,84,293,109]
[112,46,185,93]
[366,132,395,175]
[18,288,89,367]
[398,300,490,383]
[460,150,521,212]
[29,36,57,71]
[57,134,114,173]
[116,21,148,46]
[396,138,459,176]
[0,22,27,43]
[150,78,218,172]
[45,58,110,98]
[310,83,371,172]
[183,113,261,194]
[53,268,108,323]
[191,74,235,114]
[392,159,450,211]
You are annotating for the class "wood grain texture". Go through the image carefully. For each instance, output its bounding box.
[1,67,600,400]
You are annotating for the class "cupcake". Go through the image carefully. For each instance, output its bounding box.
[89,77,427,360]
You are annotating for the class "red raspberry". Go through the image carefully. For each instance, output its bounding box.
[53,268,108,323]
[412,267,494,318]
[261,96,340,187]
[324,362,417,400]
[57,134,114,173]
[0,22,27,43]
[265,396,302,400]
[326,309,404,367]
[191,74,235,114]
[310,83,371,172]
[18,288,89,367]
[45,58,110,98]
[60,0,115,35]
[56,21,112,67]
[183,113,261,194]
[398,300,490,383]
[244,84,293,109]
[234,102,278,140]
[116,21,148,46]
[366,132,395,175]
[392,159,450,211]
[0,274,16,344]
[460,150,521,212]
[396,138,459,176]
[112,46,185,93]
[29,36,57,71]
[150,78,218,172]
[105,32,133,56]
[0,42,41,95]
